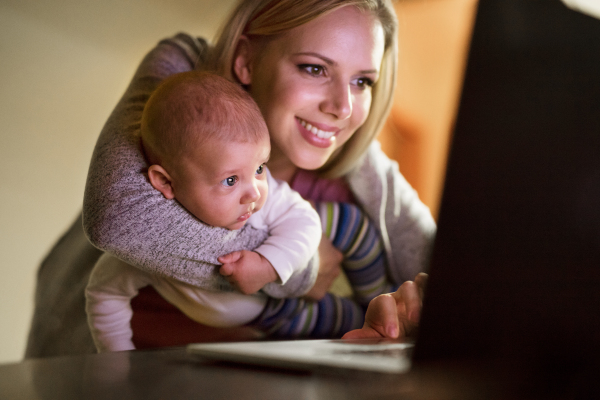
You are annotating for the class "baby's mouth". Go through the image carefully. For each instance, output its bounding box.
[237,211,252,222]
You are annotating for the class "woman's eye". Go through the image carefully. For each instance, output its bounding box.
[256,164,265,175]
[221,176,237,187]
[353,77,374,90]
[299,64,325,77]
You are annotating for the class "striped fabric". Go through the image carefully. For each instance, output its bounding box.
[248,202,394,339]
[317,202,396,305]
[250,294,364,338]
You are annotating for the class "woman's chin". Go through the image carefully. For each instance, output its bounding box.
[270,142,335,172]
[291,154,330,171]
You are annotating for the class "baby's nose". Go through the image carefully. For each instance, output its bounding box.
[241,184,260,204]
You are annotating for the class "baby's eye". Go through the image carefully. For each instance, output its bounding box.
[221,176,237,187]
[256,164,265,175]
[352,77,374,90]
[299,64,325,77]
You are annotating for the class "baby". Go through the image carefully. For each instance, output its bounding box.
[138,70,318,295]
[86,71,393,352]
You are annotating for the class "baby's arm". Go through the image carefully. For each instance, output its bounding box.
[85,254,155,352]
[223,170,322,298]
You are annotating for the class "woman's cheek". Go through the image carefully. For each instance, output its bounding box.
[355,93,372,127]
[277,79,311,113]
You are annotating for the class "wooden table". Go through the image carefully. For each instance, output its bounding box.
[0,347,507,400]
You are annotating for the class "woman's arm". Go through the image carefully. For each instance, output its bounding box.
[82,34,267,290]
[347,141,437,284]
[301,236,343,301]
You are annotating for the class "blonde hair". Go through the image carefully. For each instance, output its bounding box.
[141,70,268,167]
[205,0,398,178]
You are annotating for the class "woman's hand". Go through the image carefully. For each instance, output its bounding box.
[342,273,428,340]
[303,234,343,301]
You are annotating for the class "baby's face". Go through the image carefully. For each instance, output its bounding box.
[170,136,270,230]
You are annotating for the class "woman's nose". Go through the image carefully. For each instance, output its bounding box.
[320,80,352,120]
[241,183,260,204]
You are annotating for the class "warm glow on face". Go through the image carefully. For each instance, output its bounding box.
[243,6,385,172]
[170,136,270,230]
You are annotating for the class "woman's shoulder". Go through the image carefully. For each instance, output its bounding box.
[344,140,426,210]
[129,33,212,87]
[355,141,396,172]
[157,33,211,67]
[344,141,398,185]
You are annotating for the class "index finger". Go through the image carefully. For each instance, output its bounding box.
[392,281,422,325]
[414,273,428,299]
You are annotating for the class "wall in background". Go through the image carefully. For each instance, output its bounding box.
[379,0,478,219]
[0,0,236,364]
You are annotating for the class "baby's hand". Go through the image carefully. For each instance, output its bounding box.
[218,250,278,295]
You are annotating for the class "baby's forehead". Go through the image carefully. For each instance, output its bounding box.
[176,135,270,176]
[206,129,269,147]
[186,134,270,158]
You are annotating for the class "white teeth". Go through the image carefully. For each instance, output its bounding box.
[299,119,335,139]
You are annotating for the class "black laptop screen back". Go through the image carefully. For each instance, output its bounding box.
[412,0,600,377]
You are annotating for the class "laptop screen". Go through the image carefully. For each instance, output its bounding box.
[412,0,600,381]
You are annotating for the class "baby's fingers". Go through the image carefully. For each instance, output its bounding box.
[218,251,242,265]
[219,263,234,277]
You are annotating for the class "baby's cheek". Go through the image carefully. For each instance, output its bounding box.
[257,186,269,211]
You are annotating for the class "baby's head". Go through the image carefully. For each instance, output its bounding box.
[141,70,271,230]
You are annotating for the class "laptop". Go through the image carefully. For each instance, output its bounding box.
[189,0,600,387]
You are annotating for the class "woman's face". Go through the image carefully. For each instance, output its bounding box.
[235,6,385,172]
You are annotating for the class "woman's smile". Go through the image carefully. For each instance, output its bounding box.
[297,117,338,140]
[296,117,339,148]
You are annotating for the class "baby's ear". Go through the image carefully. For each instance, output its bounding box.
[147,165,175,199]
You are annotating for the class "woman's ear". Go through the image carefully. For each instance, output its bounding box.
[233,35,253,85]
[147,165,176,199]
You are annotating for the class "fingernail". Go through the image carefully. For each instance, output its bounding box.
[387,325,398,338]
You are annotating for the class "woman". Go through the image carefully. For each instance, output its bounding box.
[26,0,435,357]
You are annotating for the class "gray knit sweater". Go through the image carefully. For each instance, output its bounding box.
[25,34,436,359]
